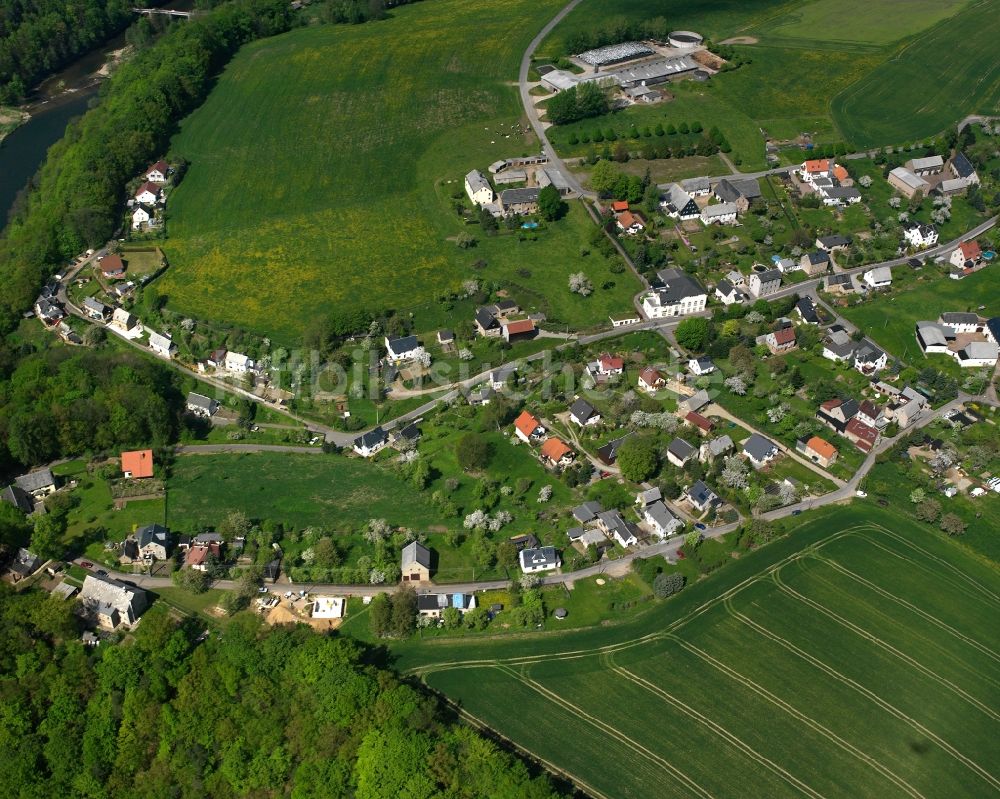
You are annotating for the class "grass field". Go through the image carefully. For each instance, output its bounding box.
[831,0,1000,147]
[396,506,1000,799]
[160,0,639,343]
[840,267,1000,372]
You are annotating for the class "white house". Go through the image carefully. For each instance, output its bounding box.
[637,367,665,393]
[464,170,494,206]
[950,240,982,269]
[903,222,938,249]
[514,411,545,443]
[109,307,142,338]
[661,183,700,220]
[743,433,778,469]
[186,392,219,417]
[714,278,746,306]
[642,500,682,539]
[384,335,425,364]
[688,357,715,376]
[667,437,696,467]
[131,205,152,230]
[147,331,176,359]
[616,211,645,235]
[853,339,888,375]
[519,546,561,574]
[748,269,781,298]
[225,351,254,374]
[134,182,162,205]
[569,398,601,427]
[799,158,832,182]
[700,202,737,226]
[145,160,169,182]
[353,427,389,457]
[642,269,707,319]
[908,155,944,176]
[862,266,892,289]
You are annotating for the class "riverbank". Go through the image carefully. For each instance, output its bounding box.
[0,107,29,143]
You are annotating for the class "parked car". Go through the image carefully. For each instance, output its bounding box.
[80,561,93,569]
[694,523,707,530]
[791,510,802,516]
[96,569,108,576]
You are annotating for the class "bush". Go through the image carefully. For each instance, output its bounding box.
[653,572,685,598]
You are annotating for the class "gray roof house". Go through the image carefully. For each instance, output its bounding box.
[743,433,779,468]
[700,434,734,461]
[1,484,34,514]
[82,297,108,319]
[642,500,682,538]
[15,468,56,497]
[573,500,604,523]
[186,392,219,417]
[401,540,431,570]
[353,427,389,456]
[679,389,711,415]
[9,547,42,580]
[79,574,149,630]
[121,523,170,563]
[667,437,697,466]
[569,398,600,426]
[688,480,719,512]
[519,546,561,574]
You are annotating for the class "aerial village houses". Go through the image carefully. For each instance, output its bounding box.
[144,160,170,182]
[687,480,720,513]
[225,351,254,374]
[853,339,888,375]
[135,181,163,205]
[401,541,432,582]
[641,268,707,318]
[569,398,601,427]
[109,307,141,337]
[120,523,170,564]
[464,170,495,206]
[616,210,645,235]
[798,436,838,468]
[907,155,944,177]
[121,449,154,479]
[950,240,982,271]
[903,222,938,249]
[540,437,575,468]
[743,434,779,469]
[384,335,425,365]
[186,392,219,417]
[519,546,561,574]
[79,574,149,630]
[765,326,797,354]
[100,254,126,278]
[800,251,831,276]
[661,183,700,220]
[637,367,665,393]
[14,468,56,499]
[701,202,737,226]
[862,266,892,290]
[887,166,928,199]
[513,410,545,443]
[353,427,389,457]
[748,269,781,298]
[147,331,176,359]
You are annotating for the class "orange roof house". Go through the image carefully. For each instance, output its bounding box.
[514,411,544,442]
[685,411,714,434]
[540,437,574,465]
[802,158,831,174]
[121,449,154,479]
[805,436,837,463]
[638,367,665,390]
[100,254,125,277]
[611,200,629,213]
[832,165,849,183]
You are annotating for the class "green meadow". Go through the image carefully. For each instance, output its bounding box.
[397,506,1000,799]
[160,0,638,343]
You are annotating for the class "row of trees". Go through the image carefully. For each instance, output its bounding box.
[0,595,569,797]
[0,0,294,336]
[546,81,609,125]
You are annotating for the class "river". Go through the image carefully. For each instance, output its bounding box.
[0,0,196,229]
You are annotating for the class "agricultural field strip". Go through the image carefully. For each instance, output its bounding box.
[408,522,998,677]
[769,566,1000,722]
[606,662,828,799]
[657,635,928,799]
[807,553,1000,666]
[726,604,1000,791]
[413,524,1000,792]
[493,663,715,799]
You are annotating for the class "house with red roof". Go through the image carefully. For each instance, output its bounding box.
[610,200,629,214]
[513,411,545,443]
[145,160,170,182]
[540,437,575,468]
[637,367,665,394]
[799,158,832,183]
[121,449,154,479]
[135,181,163,205]
[950,240,982,270]
[797,436,838,468]
[765,326,797,354]
[685,411,714,435]
[502,318,536,342]
[616,211,645,235]
[588,353,624,381]
[844,418,879,453]
[99,254,126,278]
[186,542,221,571]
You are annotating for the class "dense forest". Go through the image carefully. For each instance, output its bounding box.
[0,0,136,103]
[0,0,293,337]
[0,347,184,472]
[0,595,567,799]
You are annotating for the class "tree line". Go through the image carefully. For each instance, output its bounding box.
[0,593,568,798]
[0,0,293,338]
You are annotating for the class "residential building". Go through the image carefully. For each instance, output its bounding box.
[519,546,561,574]
[687,480,720,513]
[743,434,778,469]
[908,155,944,176]
[797,436,837,468]
[464,170,494,206]
[418,593,477,619]
[815,235,850,252]
[816,397,860,434]
[611,201,629,214]
[616,211,645,234]
[903,222,938,249]
[688,357,715,376]
[14,468,56,498]
[589,352,624,378]
[637,367,665,393]
[573,500,604,524]
[680,176,711,196]
[950,240,982,270]
[474,306,501,337]
[641,268,707,318]
[353,427,389,457]
[134,181,162,204]
[795,297,820,325]
[79,574,149,630]
[685,411,714,435]
[765,326,797,354]
[661,183,700,220]
[99,254,126,278]
[799,158,832,182]
[499,187,540,215]
[569,398,601,427]
[636,487,661,507]
[121,449,154,479]
[185,542,220,571]
[596,432,633,466]
[824,273,856,295]
[844,417,879,453]
[385,335,424,364]
[513,410,545,443]
[800,251,831,276]
[1,484,34,514]
[820,186,862,206]
[186,392,219,417]
[491,299,519,318]
[225,351,254,374]
[955,341,999,368]
[862,266,892,289]
[949,152,979,185]
[131,205,153,230]
[540,437,575,468]
[748,269,781,297]
[678,389,710,416]
[937,178,970,197]
[502,318,536,342]
[699,434,733,462]
[715,278,747,306]
[853,339,888,374]
[701,202,738,225]
[147,331,176,359]
[774,258,797,274]
[887,167,929,199]
[109,307,141,337]
[489,364,517,390]
[312,597,346,619]
[401,541,432,582]
[643,501,682,538]
[667,437,696,467]
[856,400,885,429]
[822,326,856,362]
[597,510,639,548]
[392,423,421,449]
[145,160,169,182]
[82,297,108,320]
[34,297,65,325]
[120,523,170,564]
[713,177,760,211]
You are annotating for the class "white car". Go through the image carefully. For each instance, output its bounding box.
[855,490,868,498]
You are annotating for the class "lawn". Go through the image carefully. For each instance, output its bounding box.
[831,0,1000,147]
[159,0,639,343]
[395,504,1000,799]
[839,266,1000,372]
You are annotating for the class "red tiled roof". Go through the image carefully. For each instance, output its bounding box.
[618,211,643,229]
[611,200,629,212]
[600,353,624,370]
[146,160,169,176]
[135,181,160,198]
[832,165,849,182]
[858,400,881,418]
[803,158,831,173]
[514,411,542,438]
[845,418,877,451]
[121,449,154,479]
[100,254,125,275]
[686,411,713,431]
[959,241,981,260]
[820,398,841,410]
[504,319,535,335]
[639,367,663,386]
[540,437,573,462]
[806,436,837,460]
[772,327,797,345]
